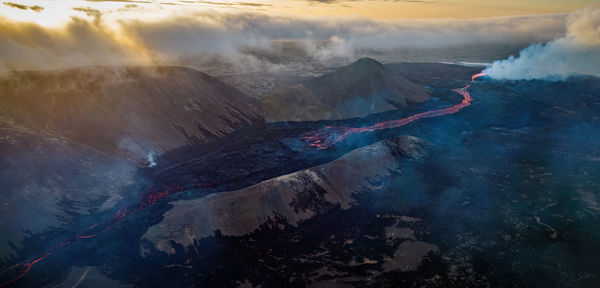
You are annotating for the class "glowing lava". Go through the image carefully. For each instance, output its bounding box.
[0,184,190,287]
[301,73,486,149]
[0,73,485,287]
[471,73,487,82]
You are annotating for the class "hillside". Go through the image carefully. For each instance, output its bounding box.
[0,65,263,257]
[142,136,429,253]
[0,66,263,162]
[261,58,431,121]
[0,128,136,257]
[260,84,340,121]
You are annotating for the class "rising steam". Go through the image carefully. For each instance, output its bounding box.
[484,5,600,80]
[147,152,156,168]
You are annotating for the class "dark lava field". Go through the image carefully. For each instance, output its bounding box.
[1,63,600,288]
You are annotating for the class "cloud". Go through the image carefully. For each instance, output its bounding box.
[120,12,566,56]
[484,5,600,80]
[84,0,151,2]
[0,16,142,72]
[73,7,103,24]
[0,11,568,73]
[3,2,43,12]
[308,0,433,3]
[180,1,272,7]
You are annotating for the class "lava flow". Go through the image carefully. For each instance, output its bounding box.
[0,183,188,287]
[0,73,485,287]
[301,73,486,149]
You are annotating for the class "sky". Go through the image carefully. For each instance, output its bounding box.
[0,1,597,73]
[0,0,596,26]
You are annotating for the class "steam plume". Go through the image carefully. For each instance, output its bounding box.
[484,5,600,80]
[147,152,156,168]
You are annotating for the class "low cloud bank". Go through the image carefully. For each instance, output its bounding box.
[484,5,600,80]
[0,11,568,73]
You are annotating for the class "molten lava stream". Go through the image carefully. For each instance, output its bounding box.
[302,73,485,149]
[0,184,187,287]
[0,73,485,287]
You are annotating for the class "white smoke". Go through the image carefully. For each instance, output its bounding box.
[147,152,156,168]
[484,5,600,80]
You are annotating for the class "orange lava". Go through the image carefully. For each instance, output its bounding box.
[0,254,49,288]
[472,73,487,82]
[0,73,486,287]
[302,73,486,149]
[0,183,194,287]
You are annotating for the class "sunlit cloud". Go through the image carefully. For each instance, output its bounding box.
[3,1,43,12]
[0,8,569,73]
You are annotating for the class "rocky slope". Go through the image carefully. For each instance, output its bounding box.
[0,128,135,257]
[260,84,339,121]
[142,136,429,254]
[261,58,431,122]
[0,65,262,258]
[0,66,263,162]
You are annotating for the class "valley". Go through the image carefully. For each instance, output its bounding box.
[1,60,599,288]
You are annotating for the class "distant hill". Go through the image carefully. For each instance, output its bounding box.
[0,66,263,162]
[261,58,431,122]
[261,84,340,121]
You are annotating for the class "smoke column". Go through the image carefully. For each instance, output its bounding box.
[147,152,157,168]
[484,5,600,80]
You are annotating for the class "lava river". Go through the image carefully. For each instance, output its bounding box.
[301,73,486,149]
[0,73,485,287]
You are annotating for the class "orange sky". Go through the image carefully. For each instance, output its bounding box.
[273,0,597,19]
[0,0,596,27]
